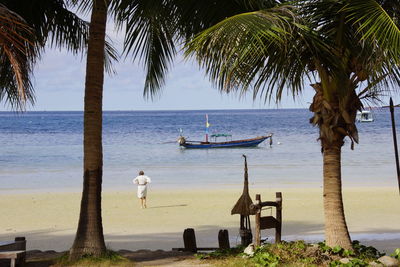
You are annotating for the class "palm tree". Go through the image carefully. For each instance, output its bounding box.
[69,0,108,258]
[7,0,396,257]
[67,0,257,258]
[184,0,400,249]
[1,0,109,258]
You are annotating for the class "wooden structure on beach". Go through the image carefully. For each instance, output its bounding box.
[231,155,255,246]
[174,228,230,252]
[0,237,26,267]
[251,193,282,246]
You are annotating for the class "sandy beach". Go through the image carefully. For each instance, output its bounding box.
[0,186,399,254]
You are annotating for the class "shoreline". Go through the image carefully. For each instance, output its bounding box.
[1,187,399,253]
[0,181,397,195]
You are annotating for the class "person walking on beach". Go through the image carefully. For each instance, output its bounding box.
[133,170,151,208]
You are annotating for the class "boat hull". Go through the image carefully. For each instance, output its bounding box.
[180,135,271,149]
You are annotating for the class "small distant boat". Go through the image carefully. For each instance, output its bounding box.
[178,114,273,148]
[356,110,374,122]
[178,134,273,149]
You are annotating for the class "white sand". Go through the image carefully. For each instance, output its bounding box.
[0,187,399,253]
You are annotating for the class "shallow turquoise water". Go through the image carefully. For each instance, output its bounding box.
[0,109,398,191]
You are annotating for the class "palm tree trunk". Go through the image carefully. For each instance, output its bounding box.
[323,145,352,250]
[69,0,107,260]
[310,82,355,250]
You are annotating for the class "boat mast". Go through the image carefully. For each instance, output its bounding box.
[205,114,210,143]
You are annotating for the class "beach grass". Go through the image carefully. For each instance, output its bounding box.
[54,250,134,266]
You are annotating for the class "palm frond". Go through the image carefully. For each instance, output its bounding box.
[0,3,38,110]
[0,0,89,54]
[112,0,177,98]
[104,37,119,75]
[185,5,334,102]
[344,0,400,59]
[110,0,278,97]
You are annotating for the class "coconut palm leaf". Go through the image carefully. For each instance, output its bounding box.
[186,5,338,102]
[0,0,119,109]
[111,0,281,97]
[344,0,400,58]
[0,0,88,53]
[0,4,38,109]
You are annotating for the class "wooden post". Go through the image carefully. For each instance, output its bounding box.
[218,229,230,249]
[14,237,26,250]
[275,192,282,243]
[255,194,261,246]
[390,98,400,195]
[183,228,197,253]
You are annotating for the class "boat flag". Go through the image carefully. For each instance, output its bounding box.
[206,114,211,128]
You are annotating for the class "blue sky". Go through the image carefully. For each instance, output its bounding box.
[0,20,395,111]
[18,48,314,111]
[0,19,317,112]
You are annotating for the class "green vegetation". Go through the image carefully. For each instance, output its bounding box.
[195,246,245,260]
[195,241,399,267]
[391,248,400,259]
[55,250,133,267]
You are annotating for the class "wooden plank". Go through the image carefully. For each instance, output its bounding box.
[260,216,278,230]
[259,201,278,207]
[0,237,26,252]
[0,241,14,247]
[0,250,25,259]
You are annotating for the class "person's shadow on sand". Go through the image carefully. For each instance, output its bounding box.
[147,204,187,209]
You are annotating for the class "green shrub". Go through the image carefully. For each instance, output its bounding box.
[195,246,245,260]
[251,241,319,266]
[391,248,400,259]
[329,258,369,267]
[196,240,387,267]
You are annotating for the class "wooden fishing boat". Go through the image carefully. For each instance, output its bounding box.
[178,114,273,148]
[178,134,273,149]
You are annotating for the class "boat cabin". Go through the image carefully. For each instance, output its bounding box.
[356,110,374,122]
[210,133,232,142]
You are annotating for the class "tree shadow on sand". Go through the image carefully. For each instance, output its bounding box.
[146,204,188,209]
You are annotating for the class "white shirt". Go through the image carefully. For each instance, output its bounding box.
[133,175,151,186]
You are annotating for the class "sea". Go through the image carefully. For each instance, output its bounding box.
[0,109,398,192]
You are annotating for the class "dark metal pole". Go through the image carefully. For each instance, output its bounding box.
[389,97,400,195]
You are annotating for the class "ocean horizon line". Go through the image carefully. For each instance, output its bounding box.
[0,107,310,113]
